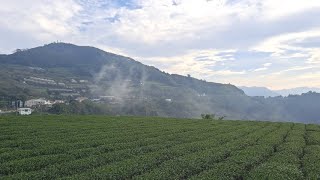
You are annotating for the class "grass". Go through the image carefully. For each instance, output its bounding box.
[0,115,319,179]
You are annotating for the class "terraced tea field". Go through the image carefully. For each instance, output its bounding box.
[0,115,320,179]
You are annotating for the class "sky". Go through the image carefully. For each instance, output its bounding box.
[0,0,320,90]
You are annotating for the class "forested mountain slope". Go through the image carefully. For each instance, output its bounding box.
[0,43,319,123]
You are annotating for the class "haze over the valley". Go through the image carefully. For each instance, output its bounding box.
[1,0,320,89]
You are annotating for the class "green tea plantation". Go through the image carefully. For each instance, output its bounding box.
[0,116,320,179]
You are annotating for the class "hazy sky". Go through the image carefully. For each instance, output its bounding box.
[0,0,320,89]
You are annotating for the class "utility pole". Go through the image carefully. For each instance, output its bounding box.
[16,100,18,116]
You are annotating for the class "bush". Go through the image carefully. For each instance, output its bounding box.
[247,162,303,180]
[201,114,225,120]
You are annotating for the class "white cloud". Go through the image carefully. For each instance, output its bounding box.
[100,0,236,45]
[263,63,272,67]
[298,72,320,80]
[139,48,238,79]
[253,67,268,72]
[252,29,320,64]
[0,0,82,51]
[252,62,272,72]
[0,0,81,36]
[272,66,316,75]
[211,70,247,76]
[308,49,320,64]
[260,0,320,20]
[1,0,320,89]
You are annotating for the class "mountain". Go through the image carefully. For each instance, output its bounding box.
[0,43,243,94]
[239,86,280,97]
[239,86,320,97]
[275,87,320,96]
[1,42,320,123]
[0,43,248,118]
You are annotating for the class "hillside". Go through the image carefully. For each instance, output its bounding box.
[275,87,320,96]
[239,86,320,97]
[0,115,320,179]
[0,43,243,94]
[0,43,244,98]
[0,43,320,123]
[239,86,280,97]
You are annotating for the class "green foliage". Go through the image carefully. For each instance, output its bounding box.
[0,116,319,179]
[247,162,303,180]
[303,145,320,179]
[201,114,215,119]
[201,114,226,120]
[303,124,320,179]
[247,124,306,180]
[48,100,110,115]
[49,103,70,114]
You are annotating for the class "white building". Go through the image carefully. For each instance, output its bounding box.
[53,100,65,104]
[58,82,66,87]
[99,96,116,101]
[25,98,51,107]
[18,108,32,115]
[75,97,88,102]
[79,80,88,83]
[24,77,57,85]
[197,93,207,97]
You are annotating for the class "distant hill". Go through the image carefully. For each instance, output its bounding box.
[239,86,320,97]
[1,42,320,123]
[275,87,320,96]
[239,86,280,97]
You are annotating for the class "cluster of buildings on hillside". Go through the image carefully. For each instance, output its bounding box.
[24,76,89,87]
[3,95,175,115]
[9,98,66,115]
[2,74,177,115]
[11,96,116,115]
[12,98,65,109]
[8,97,99,115]
[24,77,59,86]
[23,76,89,98]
